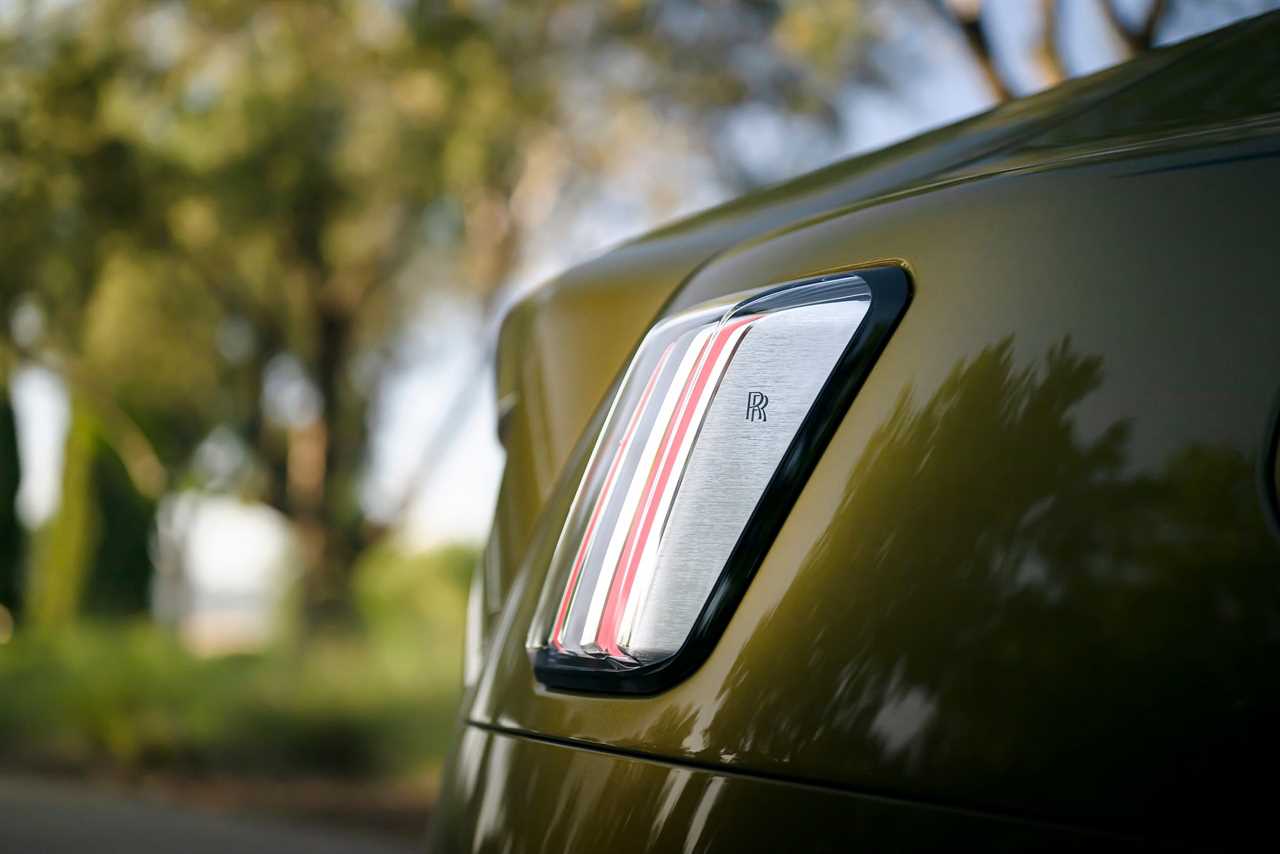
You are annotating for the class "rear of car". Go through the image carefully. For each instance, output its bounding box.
[433,14,1280,851]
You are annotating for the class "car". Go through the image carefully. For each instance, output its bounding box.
[431,12,1280,851]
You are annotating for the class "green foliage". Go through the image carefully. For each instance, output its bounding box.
[0,544,478,779]
[354,541,473,637]
[82,429,157,617]
[81,252,223,459]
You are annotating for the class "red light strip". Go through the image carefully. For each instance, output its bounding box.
[595,315,758,656]
[549,342,674,650]
[573,329,715,653]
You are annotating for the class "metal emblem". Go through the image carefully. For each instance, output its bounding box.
[529,267,911,693]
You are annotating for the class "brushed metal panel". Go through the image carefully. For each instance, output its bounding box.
[624,299,870,659]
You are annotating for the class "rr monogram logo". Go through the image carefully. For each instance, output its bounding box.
[745,390,769,422]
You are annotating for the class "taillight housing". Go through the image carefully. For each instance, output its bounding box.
[528,267,909,693]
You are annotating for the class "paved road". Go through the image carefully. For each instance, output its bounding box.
[0,776,421,854]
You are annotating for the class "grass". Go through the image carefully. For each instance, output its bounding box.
[0,544,475,785]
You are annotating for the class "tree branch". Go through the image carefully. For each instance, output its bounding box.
[1038,0,1069,90]
[939,0,1011,101]
[1102,0,1165,54]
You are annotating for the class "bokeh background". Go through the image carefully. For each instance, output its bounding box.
[0,0,1274,848]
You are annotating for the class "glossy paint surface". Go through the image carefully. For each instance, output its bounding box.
[445,13,1280,849]
[431,727,1120,853]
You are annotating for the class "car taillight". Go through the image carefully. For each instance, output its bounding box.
[528,268,909,693]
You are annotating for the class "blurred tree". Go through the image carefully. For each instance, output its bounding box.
[0,0,551,622]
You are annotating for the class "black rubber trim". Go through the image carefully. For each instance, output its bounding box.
[533,265,911,695]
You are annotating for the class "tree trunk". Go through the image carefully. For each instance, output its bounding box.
[27,395,99,628]
[293,307,365,630]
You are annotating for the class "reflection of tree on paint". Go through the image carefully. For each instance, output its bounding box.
[673,337,1280,830]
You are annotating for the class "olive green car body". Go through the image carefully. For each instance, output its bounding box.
[433,14,1280,851]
